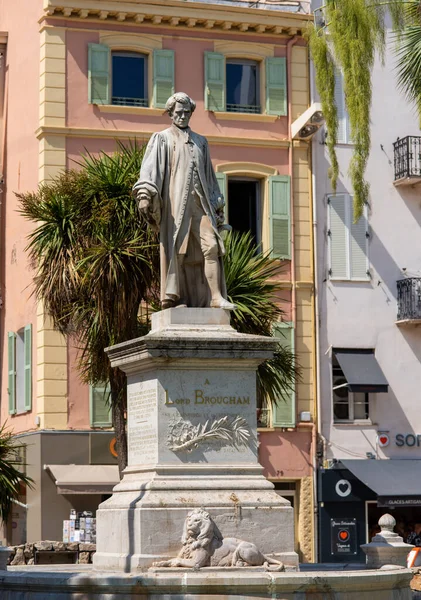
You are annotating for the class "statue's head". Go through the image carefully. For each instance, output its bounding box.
[166,92,196,129]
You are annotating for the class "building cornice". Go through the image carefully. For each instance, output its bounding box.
[42,0,311,37]
[35,125,291,148]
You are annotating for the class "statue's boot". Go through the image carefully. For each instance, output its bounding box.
[205,258,237,310]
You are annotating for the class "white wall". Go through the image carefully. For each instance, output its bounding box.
[313,34,421,461]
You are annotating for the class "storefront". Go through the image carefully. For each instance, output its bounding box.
[318,460,421,563]
[6,430,119,546]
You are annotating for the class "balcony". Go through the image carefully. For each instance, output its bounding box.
[393,136,421,186]
[396,278,421,325]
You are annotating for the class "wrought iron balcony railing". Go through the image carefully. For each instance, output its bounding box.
[393,136,421,184]
[397,277,421,323]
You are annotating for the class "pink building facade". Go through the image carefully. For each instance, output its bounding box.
[0,0,316,561]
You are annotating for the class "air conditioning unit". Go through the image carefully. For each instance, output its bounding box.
[291,103,325,141]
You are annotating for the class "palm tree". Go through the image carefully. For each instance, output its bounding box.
[18,141,159,474]
[0,423,33,523]
[18,142,298,474]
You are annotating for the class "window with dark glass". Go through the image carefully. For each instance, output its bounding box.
[227,178,261,249]
[111,52,148,107]
[226,59,260,114]
[332,353,369,422]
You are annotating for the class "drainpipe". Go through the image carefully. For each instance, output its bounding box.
[310,58,322,564]
[287,35,299,338]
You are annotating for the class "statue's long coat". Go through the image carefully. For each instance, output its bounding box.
[133,125,226,305]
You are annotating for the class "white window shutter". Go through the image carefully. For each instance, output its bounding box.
[328,194,348,279]
[350,203,369,280]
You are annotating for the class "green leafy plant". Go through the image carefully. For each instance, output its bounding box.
[0,423,33,523]
[308,0,421,220]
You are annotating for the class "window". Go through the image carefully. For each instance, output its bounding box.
[88,44,174,109]
[334,69,351,144]
[8,325,32,415]
[216,172,291,259]
[228,178,261,246]
[332,352,369,423]
[328,194,369,281]
[111,51,148,107]
[90,383,112,428]
[204,52,287,116]
[226,59,259,114]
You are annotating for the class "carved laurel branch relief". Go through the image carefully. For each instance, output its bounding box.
[167,416,250,452]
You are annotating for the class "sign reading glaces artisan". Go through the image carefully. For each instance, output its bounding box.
[330,518,358,556]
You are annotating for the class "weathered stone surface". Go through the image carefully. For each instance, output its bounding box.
[10,547,25,565]
[34,541,53,551]
[52,542,66,552]
[65,543,79,551]
[78,552,90,564]
[24,544,33,558]
[95,311,295,573]
[362,514,413,568]
[79,543,96,552]
[0,567,415,599]
[27,558,34,565]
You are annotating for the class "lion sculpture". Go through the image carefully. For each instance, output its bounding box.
[154,507,285,571]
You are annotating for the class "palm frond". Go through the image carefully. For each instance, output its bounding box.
[0,423,34,523]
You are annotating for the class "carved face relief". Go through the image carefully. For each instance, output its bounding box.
[171,101,192,129]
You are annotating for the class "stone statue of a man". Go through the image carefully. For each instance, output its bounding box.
[133,92,235,310]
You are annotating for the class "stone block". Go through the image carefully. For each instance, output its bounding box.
[52,542,66,552]
[24,544,34,558]
[66,543,79,551]
[78,552,91,564]
[79,544,96,552]
[10,547,25,565]
[34,541,53,551]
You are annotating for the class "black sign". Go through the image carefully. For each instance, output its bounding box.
[331,518,357,555]
[378,496,421,508]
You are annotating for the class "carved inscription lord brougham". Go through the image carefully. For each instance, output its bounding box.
[165,389,250,406]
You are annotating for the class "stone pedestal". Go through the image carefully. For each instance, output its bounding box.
[361,514,413,568]
[93,308,298,572]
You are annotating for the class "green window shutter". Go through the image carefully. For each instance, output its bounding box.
[204,52,225,112]
[215,172,227,224]
[90,383,112,428]
[153,49,175,109]
[269,175,291,259]
[88,43,110,105]
[266,57,287,116]
[328,194,348,279]
[8,332,16,415]
[350,201,370,280]
[24,324,32,412]
[272,322,295,427]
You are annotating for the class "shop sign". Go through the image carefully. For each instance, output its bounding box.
[330,518,358,556]
[395,434,421,448]
[378,496,421,508]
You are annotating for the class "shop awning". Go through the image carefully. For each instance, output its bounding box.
[44,464,119,495]
[341,459,421,496]
[334,350,389,393]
